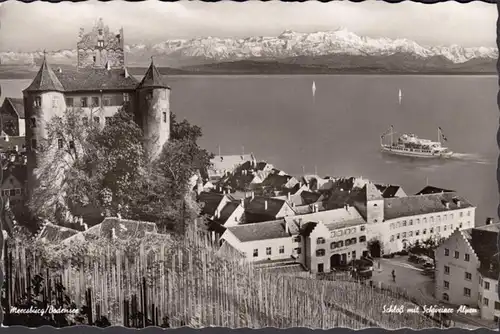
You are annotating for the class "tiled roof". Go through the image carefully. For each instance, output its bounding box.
[469,223,500,280]
[198,191,229,216]
[365,182,383,201]
[137,61,170,90]
[86,217,158,240]
[24,57,64,93]
[226,219,289,242]
[218,241,246,258]
[285,206,364,232]
[292,202,327,215]
[244,196,287,217]
[415,186,455,195]
[2,164,27,185]
[4,98,25,118]
[216,202,240,224]
[53,67,138,92]
[300,191,322,205]
[375,184,403,198]
[383,192,474,221]
[37,223,80,243]
[261,174,293,190]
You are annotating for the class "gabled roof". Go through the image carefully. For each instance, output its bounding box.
[415,185,455,195]
[2,164,27,186]
[24,56,64,93]
[198,191,232,216]
[85,217,158,239]
[245,196,287,216]
[216,202,241,224]
[469,223,500,280]
[54,67,138,92]
[226,219,289,242]
[383,192,474,221]
[36,222,80,243]
[3,98,25,118]
[137,60,170,90]
[375,184,403,198]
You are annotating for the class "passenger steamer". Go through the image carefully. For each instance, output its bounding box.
[380,125,453,158]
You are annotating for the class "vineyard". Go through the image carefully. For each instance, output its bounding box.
[2,223,442,329]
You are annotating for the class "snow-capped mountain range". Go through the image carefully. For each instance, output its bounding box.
[1,28,497,70]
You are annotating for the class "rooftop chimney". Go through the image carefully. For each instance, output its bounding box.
[251,192,255,200]
[264,200,268,211]
[240,198,245,208]
[83,223,88,231]
[457,200,461,208]
[445,202,450,209]
[287,192,291,201]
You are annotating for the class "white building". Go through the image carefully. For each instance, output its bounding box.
[435,222,500,322]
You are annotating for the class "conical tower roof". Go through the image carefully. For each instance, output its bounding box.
[24,54,64,93]
[137,58,170,90]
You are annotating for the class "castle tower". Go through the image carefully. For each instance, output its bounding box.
[77,18,125,70]
[23,55,67,197]
[136,59,171,159]
[365,182,384,224]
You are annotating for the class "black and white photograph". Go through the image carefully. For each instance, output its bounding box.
[0,0,498,330]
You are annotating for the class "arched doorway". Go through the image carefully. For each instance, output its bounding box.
[330,254,341,268]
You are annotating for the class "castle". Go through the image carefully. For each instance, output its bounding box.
[22,18,171,197]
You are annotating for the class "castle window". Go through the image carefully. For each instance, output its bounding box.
[81,97,88,108]
[359,236,366,242]
[31,139,37,150]
[330,242,336,249]
[91,97,100,107]
[293,236,301,243]
[34,96,42,107]
[163,112,167,123]
[123,93,130,102]
[93,56,96,64]
[93,117,100,124]
[279,246,284,254]
[69,141,75,149]
[316,249,325,257]
[58,139,63,149]
[30,118,36,128]
[316,237,325,245]
[65,98,74,107]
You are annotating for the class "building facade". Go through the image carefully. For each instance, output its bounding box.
[22,19,171,197]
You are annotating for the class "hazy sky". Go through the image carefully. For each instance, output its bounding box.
[0,0,496,52]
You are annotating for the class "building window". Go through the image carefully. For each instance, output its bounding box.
[330,242,336,249]
[97,40,104,48]
[359,236,366,242]
[423,218,427,224]
[293,236,301,243]
[454,251,459,259]
[345,239,351,246]
[91,97,100,107]
[81,97,88,108]
[360,226,365,231]
[15,189,21,196]
[430,228,434,234]
[317,263,324,273]
[402,232,406,238]
[31,139,37,150]
[450,214,454,219]
[463,288,471,297]
[444,225,447,231]
[460,212,463,218]
[459,223,463,229]
[58,139,63,149]
[495,302,500,310]
[397,222,401,228]
[65,97,74,107]
[34,96,42,107]
[409,219,413,225]
[444,266,450,275]
[442,293,449,301]
[266,247,271,256]
[316,249,325,257]
[390,223,394,230]
[123,93,130,102]
[408,231,413,237]
[93,56,97,64]
[415,230,420,236]
[465,272,472,281]
[436,226,440,233]
[93,117,100,124]
[402,221,407,227]
[465,253,470,262]
[9,189,15,197]
[52,97,58,108]
[30,117,36,128]
[484,298,489,306]
[444,281,449,290]
[253,249,258,257]
[390,235,394,242]
[279,246,284,254]
[416,218,420,224]
[82,117,88,125]
[423,229,427,235]
[352,251,356,259]
[443,215,447,221]
[485,281,490,290]
[494,316,499,324]
[294,247,301,255]
[396,233,400,239]
[103,97,111,107]
[337,240,343,247]
[316,237,325,245]
[163,112,167,123]
[68,141,75,149]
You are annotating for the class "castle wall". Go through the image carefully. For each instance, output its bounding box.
[77,48,124,69]
[136,88,171,159]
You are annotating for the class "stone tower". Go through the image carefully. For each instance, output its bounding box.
[136,59,171,159]
[77,18,125,70]
[365,182,384,224]
[23,55,67,197]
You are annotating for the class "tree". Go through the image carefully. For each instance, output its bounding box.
[367,237,383,258]
[28,106,213,234]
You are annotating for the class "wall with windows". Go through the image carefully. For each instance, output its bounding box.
[382,207,475,254]
[435,230,479,307]
[478,275,500,321]
[308,222,368,274]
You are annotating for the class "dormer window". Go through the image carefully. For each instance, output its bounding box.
[34,96,41,108]
[123,93,130,103]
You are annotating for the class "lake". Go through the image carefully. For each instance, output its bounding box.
[1,74,498,225]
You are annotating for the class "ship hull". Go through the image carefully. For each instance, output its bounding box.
[381,145,453,159]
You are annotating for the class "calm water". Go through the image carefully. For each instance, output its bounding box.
[1,75,498,225]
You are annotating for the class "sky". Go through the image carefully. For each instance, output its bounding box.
[0,0,496,52]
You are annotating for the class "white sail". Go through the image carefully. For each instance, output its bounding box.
[312,81,316,98]
[398,89,402,105]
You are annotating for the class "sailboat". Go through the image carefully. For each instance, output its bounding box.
[398,89,402,105]
[312,81,316,99]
